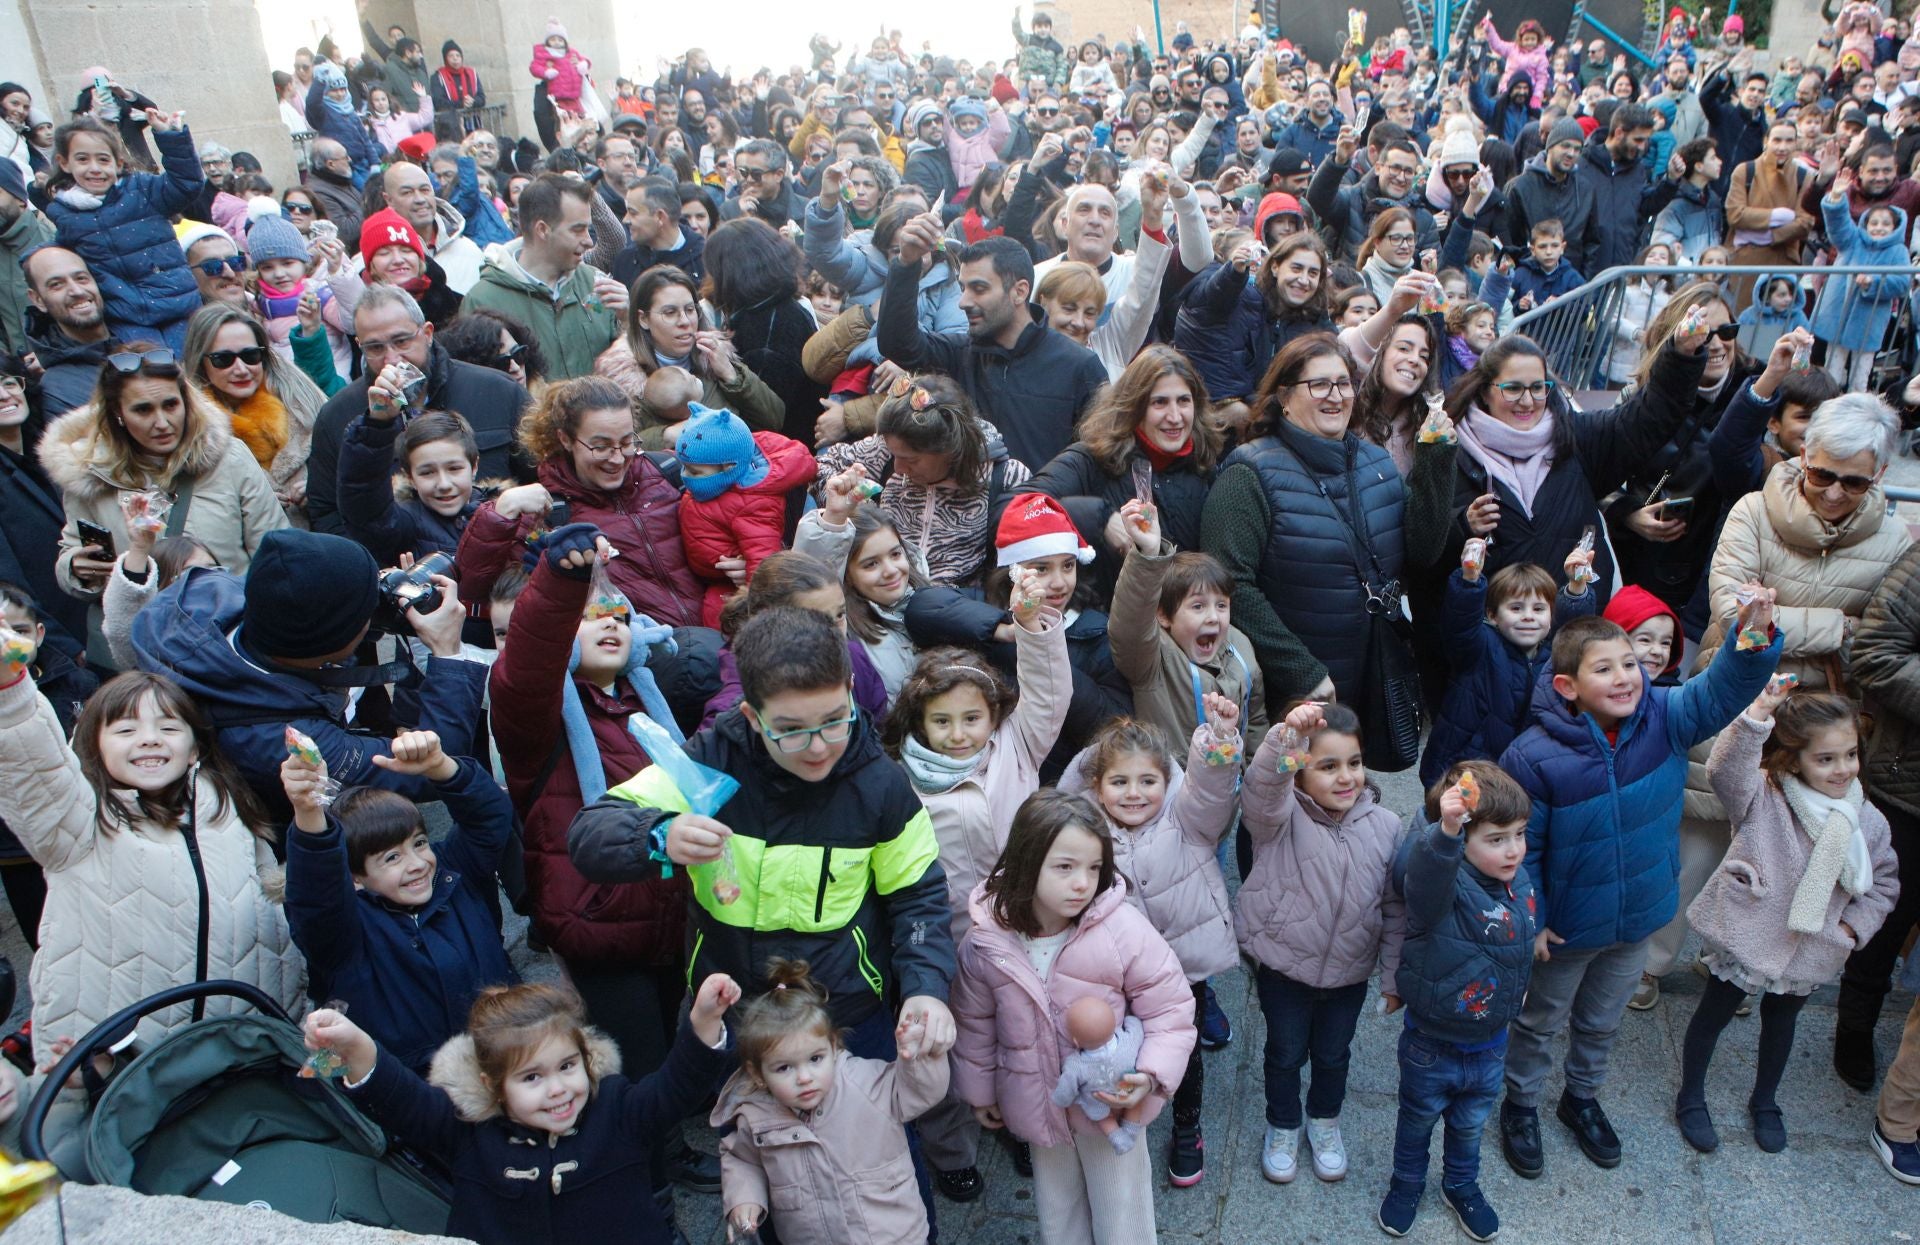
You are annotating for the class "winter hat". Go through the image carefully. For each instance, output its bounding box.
[359,207,426,266]
[991,74,1019,104]
[1601,585,1684,676]
[174,220,230,257]
[1547,117,1587,151]
[0,156,25,206]
[314,61,349,93]
[1266,146,1311,178]
[1722,15,1743,35]
[246,212,310,267]
[1437,116,1480,169]
[674,403,768,501]
[442,39,463,61]
[397,130,438,163]
[996,493,1094,568]
[905,99,942,138]
[243,529,381,660]
[1254,192,1304,241]
[949,97,988,123]
[1150,73,1172,93]
[1649,96,1677,125]
[545,16,569,41]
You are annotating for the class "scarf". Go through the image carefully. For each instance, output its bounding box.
[1446,333,1480,374]
[1361,251,1412,299]
[323,93,356,117]
[1134,427,1192,472]
[559,616,684,804]
[55,186,105,211]
[900,734,985,794]
[399,272,434,298]
[1780,774,1874,935]
[227,388,290,473]
[1457,406,1557,518]
[437,66,477,102]
[258,276,333,320]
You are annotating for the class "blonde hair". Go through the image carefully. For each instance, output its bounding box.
[79,349,232,490]
[1035,260,1107,311]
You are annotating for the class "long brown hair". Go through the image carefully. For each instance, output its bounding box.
[1078,345,1221,475]
[77,342,227,490]
[1246,332,1354,439]
[841,506,928,644]
[71,672,269,841]
[1352,314,1442,449]
[718,549,839,641]
[624,265,710,378]
[1356,206,1417,269]
[985,789,1114,938]
[1761,692,1864,787]
[874,374,989,499]
[1442,333,1577,458]
[1255,233,1331,324]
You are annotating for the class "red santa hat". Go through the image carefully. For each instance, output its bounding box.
[996,494,1095,568]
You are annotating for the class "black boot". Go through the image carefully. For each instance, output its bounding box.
[1500,1099,1543,1179]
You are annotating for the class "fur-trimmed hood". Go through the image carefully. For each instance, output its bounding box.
[427,1025,623,1123]
[37,397,236,502]
[390,474,515,507]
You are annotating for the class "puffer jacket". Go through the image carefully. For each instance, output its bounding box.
[1693,712,1900,992]
[0,672,303,1063]
[529,44,590,104]
[1573,137,1675,277]
[1059,725,1241,981]
[1854,543,1920,817]
[802,201,967,348]
[460,241,619,381]
[677,431,816,628]
[1651,178,1726,263]
[39,401,288,601]
[909,615,1071,942]
[1501,154,1594,251]
[45,126,204,351]
[1812,198,1910,352]
[1236,726,1408,990]
[950,880,1196,1148]
[1173,260,1325,401]
[487,559,688,968]
[305,78,381,187]
[712,1049,946,1245]
[1391,815,1537,1043]
[335,414,507,564]
[1681,458,1912,822]
[457,452,705,629]
[1025,441,1215,569]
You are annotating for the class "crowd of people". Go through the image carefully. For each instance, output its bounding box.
[0,1,1919,1242]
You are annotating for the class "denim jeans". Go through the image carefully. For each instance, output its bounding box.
[1255,966,1369,1128]
[1391,1027,1506,1187]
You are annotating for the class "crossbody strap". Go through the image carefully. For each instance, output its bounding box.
[164,476,198,538]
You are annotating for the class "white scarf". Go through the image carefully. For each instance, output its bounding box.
[1779,774,1873,935]
[55,187,105,211]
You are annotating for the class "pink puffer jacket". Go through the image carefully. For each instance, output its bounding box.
[950,880,1197,1148]
[1236,728,1407,992]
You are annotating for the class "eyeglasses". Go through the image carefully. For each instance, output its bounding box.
[1708,322,1740,341]
[192,255,248,277]
[107,349,179,376]
[360,330,421,356]
[488,343,529,371]
[1384,232,1419,245]
[1036,106,1059,116]
[1802,464,1879,495]
[284,200,314,215]
[757,694,858,753]
[1288,377,1355,399]
[204,346,267,369]
[1491,379,1557,400]
[580,435,640,458]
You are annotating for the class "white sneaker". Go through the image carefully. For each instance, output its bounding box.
[1307,1116,1348,1181]
[1262,1125,1300,1183]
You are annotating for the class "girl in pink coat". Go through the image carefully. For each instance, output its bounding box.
[951,790,1197,1245]
[1479,16,1554,109]
[530,19,591,116]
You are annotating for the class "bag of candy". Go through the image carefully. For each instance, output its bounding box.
[119,487,172,538]
[583,550,629,620]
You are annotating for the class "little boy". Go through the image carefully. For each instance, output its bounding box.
[1495,597,1780,1178]
[1508,219,1584,314]
[674,404,817,628]
[282,729,518,1074]
[1420,542,1596,789]
[338,410,498,565]
[1381,761,1536,1241]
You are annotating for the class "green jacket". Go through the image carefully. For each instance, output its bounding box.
[462,241,619,382]
[0,208,55,357]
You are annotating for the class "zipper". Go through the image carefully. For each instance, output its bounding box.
[815,849,835,923]
[180,794,212,1022]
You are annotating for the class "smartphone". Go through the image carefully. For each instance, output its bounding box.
[1659,496,1695,522]
[77,519,116,557]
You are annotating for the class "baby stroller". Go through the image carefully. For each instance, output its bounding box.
[19,981,449,1232]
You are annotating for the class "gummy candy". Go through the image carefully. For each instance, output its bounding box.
[1199,724,1242,767]
[1274,726,1308,774]
[1677,305,1709,337]
[0,631,31,671]
[1461,538,1487,575]
[1457,770,1481,812]
[299,1047,347,1079]
[284,726,323,766]
[119,488,172,538]
[711,840,744,906]
[1790,338,1811,371]
[1568,528,1597,591]
[1416,395,1456,444]
[583,555,631,621]
[855,478,884,500]
[1419,282,1448,315]
[1766,672,1800,696]
[1735,624,1771,651]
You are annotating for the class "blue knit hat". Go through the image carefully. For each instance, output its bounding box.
[949,97,988,123]
[246,212,310,267]
[675,403,767,501]
[314,61,349,92]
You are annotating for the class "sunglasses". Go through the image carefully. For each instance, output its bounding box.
[205,346,267,369]
[107,349,179,375]
[284,200,315,215]
[1802,464,1879,495]
[487,343,529,371]
[193,255,248,277]
[1706,322,1739,341]
[1036,106,1059,116]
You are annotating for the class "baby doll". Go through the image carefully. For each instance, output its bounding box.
[1050,996,1147,1153]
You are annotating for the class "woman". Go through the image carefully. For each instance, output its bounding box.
[279,186,325,236]
[1608,68,1641,101]
[702,218,829,444]
[1035,244,1168,379]
[1174,232,1333,402]
[1355,206,1420,307]
[0,84,34,190]
[0,352,88,654]
[699,111,742,175]
[594,265,784,449]
[358,206,462,328]
[182,304,325,523]
[1346,307,1444,476]
[1725,121,1815,303]
[438,307,547,392]
[1200,333,1454,713]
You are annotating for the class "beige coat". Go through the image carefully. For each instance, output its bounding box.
[0,674,303,1062]
[1684,458,1913,821]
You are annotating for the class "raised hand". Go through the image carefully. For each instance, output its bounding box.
[370,729,457,780]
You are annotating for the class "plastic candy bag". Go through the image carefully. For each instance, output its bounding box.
[1419,281,1448,315]
[0,626,31,675]
[300,1000,353,1079]
[855,478,884,500]
[1198,723,1242,767]
[1011,565,1044,614]
[1130,459,1155,531]
[629,710,743,904]
[284,727,343,807]
[1732,586,1770,651]
[1461,537,1488,576]
[1274,725,1309,774]
[1457,769,1481,813]
[583,551,629,621]
[1416,392,1456,444]
[119,487,172,538]
[1677,304,1709,337]
[1765,672,1800,697]
[1790,337,1812,371]
[1568,527,1597,592]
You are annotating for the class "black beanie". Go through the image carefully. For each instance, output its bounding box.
[442,39,463,61]
[243,530,382,660]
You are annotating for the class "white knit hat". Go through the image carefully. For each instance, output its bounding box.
[1437,116,1480,170]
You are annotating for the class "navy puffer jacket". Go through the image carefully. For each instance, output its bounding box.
[305,78,381,187]
[1172,260,1331,401]
[1392,817,1537,1043]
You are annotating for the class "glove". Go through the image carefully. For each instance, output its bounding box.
[543,522,605,580]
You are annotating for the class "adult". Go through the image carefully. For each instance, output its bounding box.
[900,100,960,211]
[435,307,546,391]
[179,223,251,311]
[1032,176,1212,308]
[1342,289,1447,474]
[428,40,485,116]
[304,62,379,189]
[22,247,117,418]
[0,159,51,356]
[1200,333,1454,709]
[379,159,484,294]
[279,186,324,237]
[354,206,462,331]
[1651,139,1726,262]
[1805,142,1920,247]
[594,134,641,227]
[721,138,805,228]
[702,217,830,444]
[303,138,364,245]
[1657,55,1709,147]
[463,174,619,381]
[181,303,325,521]
[0,84,33,190]
[1308,128,1437,263]
[1354,208,1425,307]
[1504,118,1594,251]
[594,265,784,448]
[1174,232,1334,403]
[878,218,1107,470]
[305,285,529,535]
[612,176,704,285]
[382,37,430,113]
[1725,121,1815,303]
[1575,103,1675,277]
[1699,67,1770,198]
[1275,79,1342,167]
[0,350,88,652]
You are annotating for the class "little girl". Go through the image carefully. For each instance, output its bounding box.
[951,789,1197,1245]
[1060,697,1243,1189]
[1239,700,1405,1186]
[306,977,739,1245]
[1479,17,1553,108]
[1606,243,1676,384]
[702,550,889,728]
[713,959,951,1243]
[244,207,361,376]
[1816,168,1910,390]
[799,466,927,702]
[531,21,593,118]
[45,112,205,351]
[1678,685,1899,1155]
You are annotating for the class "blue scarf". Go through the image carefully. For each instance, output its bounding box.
[559,615,684,803]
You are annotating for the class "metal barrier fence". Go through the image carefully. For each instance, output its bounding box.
[1507,263,1920,393]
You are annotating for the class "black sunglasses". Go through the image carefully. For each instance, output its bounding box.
[487,343,530,371]
[1710,322,1740,341]
[284,200,315,215]
[107,349,179,375]
[205,346,267,369]
[192,255,248,277]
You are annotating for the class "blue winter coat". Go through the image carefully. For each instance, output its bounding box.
[1507,255,1586,313]
[1419,569,1597,788]
[1172,260,1331,400]
[1812,198,1909,352]
[305,78,380,188]
[1392,817,1538,1043]
[1275,111,1344,168]
[1470,70,1539,147]
[1735,270,1812,333]
[285,758,518,1073]
[446,155,513,247]
[801,197,964,365]
[1498,628,1781,950]
[45,126,204,353]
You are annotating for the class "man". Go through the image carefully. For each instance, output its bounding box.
[306,285,530,536]
[428,40,485,115]
[594,134,641,228]
[380,160,483,293]
[1034,177,1213,308]
[1308,130,1436,262]
[1263,146,1314,197]
[0,159,53,355]
[464,174,620,380]
[1574,103,1675,276]
[1659,56,1709,147]
[721,139,805,228]
[1504,117,1595,251]
[879,216,1107,468]
[1176,66,1206,112]
[1192,88,1234,177]
[1806,141,1920,246]
[1277,79,1342,167]
[305,138,363,245]
[1699,68,1769,198]
[1577,39,1611,89]
[899,101,960,212]
[613,176,705,285]
[841,104,905,171]
[22,247,116,417]
[383,37,430,113]
[181,224,252,310]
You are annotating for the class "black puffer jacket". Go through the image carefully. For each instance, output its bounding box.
[1574,137,1677,277]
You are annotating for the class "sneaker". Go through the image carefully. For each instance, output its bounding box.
[1836,1027,1878,1092]
[1169,1117,1205,1186]
[932,1165,984,1202]
[1199,981,1233,1050]
[1441,1181,1501,1242]
[1872,1121,1920,1185]
[1749,1099,1788,1154]
[1628,973,1659,1010]
[1556,1092,1622,1169]
[1377,1176,1424,1236]
[1262,1125,1300,1183]
[1306,1116,1348,1181]
[1499,1101,1543,1179]
[667,1144,722,1194]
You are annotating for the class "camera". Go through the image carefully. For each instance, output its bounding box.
[371,552,454,633]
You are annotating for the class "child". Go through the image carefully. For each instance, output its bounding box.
[639,366,702,450]
[1495,595,1781,1178]
[1421,543,1598,788]
[1606,243,1676,384]
[283,728,518,1074]
[1479,17,1554,108]
[306,976,739,1245]
[950,789,1197,1245]
[673,403,816,628]
[1815,170,1909,390]
[1508,219,1583,316]
[244,209,360,375]
[1707,351,1840,500]
[531,20,593,118]
[101,531,219,671]
[1053,997,1146,1152]
[713,959,951,1243]
[702,550,889,727]
[1070,41,1119,101]
[1441,299,1500,391]
[1678,686,1898,1154]
[1380,761,1537,1241]
[1240,701,1406,1186]
[45,113,204,352]
[806,272,846,326]
[1602,585,1684,687]
[1737,273,1812,345]
[1060,698,1243,1187]
[945,99,1012,203]
[799,469,926,702]
[338,411,505,566]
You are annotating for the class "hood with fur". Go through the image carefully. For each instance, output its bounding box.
[428,1025,623,1123]
[37,398,235,501]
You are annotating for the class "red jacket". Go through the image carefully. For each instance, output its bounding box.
[487,557,687,967]
[676,432,818,628]
[456,453,706,629]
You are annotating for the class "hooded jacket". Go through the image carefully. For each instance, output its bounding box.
[1811,198,1909,351]
[25,323,116,419]
[1275,110,1344,168]
[1652,178,1727,262]
[0,206,53,357]
[1603,585,1685,680]
[950,880,1196,1148]
[1502,151,1595,251]
[1470,70,1540,146]
[461,240,619,380]
[1024,432,1214,600]
[1507,253,1586,312]
[1173,258,1333,401]
[305,78,381,187]
[1736,270,1813,333]
[1391,816,1537,1043]
[676,429,817,627]
[800,197,966,339]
